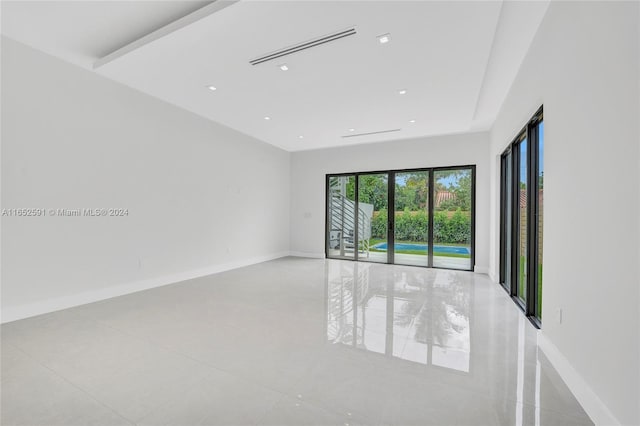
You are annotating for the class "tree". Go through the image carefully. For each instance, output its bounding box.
[436,171,471,211]
[357,175,388,211]
[395,172,428,211]
[539,171,544,189]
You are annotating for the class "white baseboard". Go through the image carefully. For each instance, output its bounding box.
[474,265,489,274]
[538,333,619,426]
[289,251,325,259]
[1,251,289,324]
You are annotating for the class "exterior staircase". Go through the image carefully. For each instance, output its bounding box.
[328,187,372,258]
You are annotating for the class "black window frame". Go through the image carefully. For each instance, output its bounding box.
[499,106,543,327]
[325,165,476,272]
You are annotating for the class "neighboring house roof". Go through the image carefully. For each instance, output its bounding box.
[520,188,543,208]
[435,190,455,207]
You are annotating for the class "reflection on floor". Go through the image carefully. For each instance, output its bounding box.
[327,263,470,371]
[1,258,593,426]
[327,250,471,269]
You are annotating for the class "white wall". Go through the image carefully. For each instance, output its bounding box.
[1,37,291,322]
[488,2,639,424]
[290,132,490,271]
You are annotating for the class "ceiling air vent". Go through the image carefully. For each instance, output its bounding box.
[342,129,402,138]
[249,28,357,66]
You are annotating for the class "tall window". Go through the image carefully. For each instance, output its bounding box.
[500,107,543,326]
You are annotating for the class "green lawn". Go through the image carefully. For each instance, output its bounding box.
[518,256,543,319]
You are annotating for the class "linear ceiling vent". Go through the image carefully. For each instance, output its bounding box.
[342,129,402,138]
[249,28,357,66]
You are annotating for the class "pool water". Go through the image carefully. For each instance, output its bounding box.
[373,242,470,255]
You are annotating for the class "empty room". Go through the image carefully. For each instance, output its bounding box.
[1,1,639,425]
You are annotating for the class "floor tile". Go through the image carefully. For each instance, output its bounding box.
[1,343,132,426]
[4,315,164,392]
[78,347,212,422]
[257,395,366,426]
[137,370,282,426]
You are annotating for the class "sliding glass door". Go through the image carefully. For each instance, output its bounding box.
[326,166,475,271]
[516,138,528,306]
[499,150,513,293]
[358,173,389,263]
[500,107,543,326]
[327,175,356,259]
[433,169,473,270]
[535,121,544,319]
[393,171,429,267]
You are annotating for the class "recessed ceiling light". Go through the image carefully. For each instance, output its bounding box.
[298,135,304,139]
[377,33,391,44]
[279,64,289,71]
[409,119,416,123]
[207,85,217,91]
[264,116,271,120]
[398,89,407,95]
[349,128,355,132]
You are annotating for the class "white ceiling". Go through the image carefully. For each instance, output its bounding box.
[1,1,550,152]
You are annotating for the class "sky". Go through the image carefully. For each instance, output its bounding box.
[395,171,466,188]
[519,120,544,184]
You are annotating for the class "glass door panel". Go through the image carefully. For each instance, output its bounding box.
[358,173,388,263]
[517,140,528,304]
[327,175,356,259]
[504,152,513,292]
[535,121,544,320]
[433,169,472,270]
[394,171,429,267]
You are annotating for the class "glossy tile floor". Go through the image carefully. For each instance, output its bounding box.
[1,258,593,426]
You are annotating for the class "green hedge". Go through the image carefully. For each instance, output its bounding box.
[371,209,388,238]
[371,208,471,244]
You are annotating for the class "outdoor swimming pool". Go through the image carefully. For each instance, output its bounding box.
[373,242,470,255]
